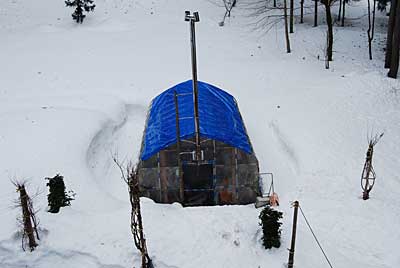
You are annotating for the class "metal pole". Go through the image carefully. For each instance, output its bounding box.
[288,200,299,268]
[174,91,184,202]
[185,11,201,162]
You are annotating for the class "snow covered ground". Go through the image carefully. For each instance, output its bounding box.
[0,0,399,267]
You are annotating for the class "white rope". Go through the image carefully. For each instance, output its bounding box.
[299,205,334,268]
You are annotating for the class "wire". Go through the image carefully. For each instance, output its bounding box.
[299,206,334,268]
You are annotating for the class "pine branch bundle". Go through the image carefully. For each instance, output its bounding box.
[259,205,283,249]
[46,174,74,213]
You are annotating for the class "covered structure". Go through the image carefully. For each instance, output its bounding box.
[137,80,260,206]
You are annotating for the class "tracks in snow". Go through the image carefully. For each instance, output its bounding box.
[86,103,147,202]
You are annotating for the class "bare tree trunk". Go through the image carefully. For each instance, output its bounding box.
[290,0,294,33]
[324,1,334,61]
[325,31,330,68]
[388,0,400,78]
[314,0,318,27]
[372,0,376,45]
[367,0,372,59]
[385,0,397,68]
[367,0,376,60]
[338,0,342,21]
[300,0,304,23]
[341,0,346,26]
[284,0,291,52]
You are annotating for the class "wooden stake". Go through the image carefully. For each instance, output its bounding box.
[174,91,184,203]
[288,200,299,268]
[17,184,38,251]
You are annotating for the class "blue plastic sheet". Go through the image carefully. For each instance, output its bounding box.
[140,80,253,160]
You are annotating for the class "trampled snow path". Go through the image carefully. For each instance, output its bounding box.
[86,103,147,202]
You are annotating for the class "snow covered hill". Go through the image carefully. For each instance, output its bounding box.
[0,0,399,267]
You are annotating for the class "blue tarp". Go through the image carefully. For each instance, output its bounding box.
[140,80,253,160]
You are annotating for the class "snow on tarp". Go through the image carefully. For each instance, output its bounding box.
[140,80,253,160]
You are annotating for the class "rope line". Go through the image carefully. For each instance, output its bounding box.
[299,206,334,268]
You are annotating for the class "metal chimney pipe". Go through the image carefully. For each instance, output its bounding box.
[185,11,201,162]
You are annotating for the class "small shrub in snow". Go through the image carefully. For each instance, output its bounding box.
[65,0,95,24]
[259,205,283,249]
[46,174,74,213]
